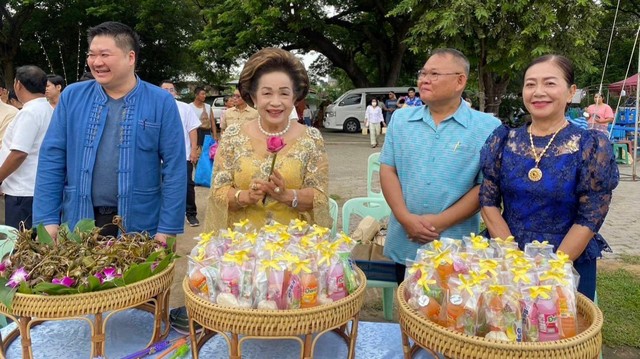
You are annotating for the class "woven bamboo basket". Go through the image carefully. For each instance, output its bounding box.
[184,267,367,359]
[397,281,603,359]
[0,263,175,359]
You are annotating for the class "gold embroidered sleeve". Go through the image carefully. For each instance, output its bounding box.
[302,128,331,227]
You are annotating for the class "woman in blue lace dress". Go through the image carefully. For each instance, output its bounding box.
[479,55,619,300]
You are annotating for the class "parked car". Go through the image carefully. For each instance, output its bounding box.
[323,87,409,132]
[206,95,226,126]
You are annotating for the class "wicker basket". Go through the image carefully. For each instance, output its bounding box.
[397,282,603,359]
[184,267,367,359]
[0,263,175,359]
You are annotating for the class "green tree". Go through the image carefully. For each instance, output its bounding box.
[393,0,603,114]
[194,0,425,88]
[2,0,209,87]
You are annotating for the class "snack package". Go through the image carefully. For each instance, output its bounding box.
[405,264,444,324]
[187,257,209,297]
[339,251,359,295]
[463,233,495,259]
[237,259,256,308]
[217,256,242,307]
[477,285,522,342]
[538,269,577,339]
[490,236,519,257]
[521,285,560,342]
[524,240,555,267]
[445,274,483,336]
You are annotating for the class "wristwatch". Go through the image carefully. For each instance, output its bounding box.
[291,189,299,208]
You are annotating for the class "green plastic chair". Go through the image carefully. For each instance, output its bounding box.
[342,197,396,320]
[328,197,339,237]
[0,225,18,328]
[367,152,383,198]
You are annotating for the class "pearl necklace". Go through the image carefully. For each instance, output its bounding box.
[258,117,291,137]
[527,120,568,182]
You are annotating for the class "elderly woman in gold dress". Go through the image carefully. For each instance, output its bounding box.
[204,48,331,232]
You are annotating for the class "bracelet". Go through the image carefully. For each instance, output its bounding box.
[234,189,247,208]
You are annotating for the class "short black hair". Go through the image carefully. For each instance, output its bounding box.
[15,65,47,94]
[79,71,94,81]
[194,86,205,95]
[87,21,140,64]
[408,87,416,92]
[524,54,574,86]
[160,79,174,86]
[47,74,66,90]
[430,48,470,76]
[8,89,18,101]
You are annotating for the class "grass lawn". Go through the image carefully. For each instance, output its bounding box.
[597,264,640,348]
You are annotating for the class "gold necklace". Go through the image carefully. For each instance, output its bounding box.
[527,121,567,182]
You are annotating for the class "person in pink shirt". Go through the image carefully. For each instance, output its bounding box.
[585,93,614,134]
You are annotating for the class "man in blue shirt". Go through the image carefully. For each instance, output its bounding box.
[380,49,501,283]
[34,22,185,245]
[404,87,423,107]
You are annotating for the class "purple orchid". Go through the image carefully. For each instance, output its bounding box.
[150,261,159,271]
[95,267,121,284]
[6,267,28,288]
[52,276,75,287]
[0,259,9,275]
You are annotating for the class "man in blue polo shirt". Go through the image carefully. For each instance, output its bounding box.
[380,48,501,283]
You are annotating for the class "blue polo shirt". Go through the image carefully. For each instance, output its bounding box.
[379,102,501,264]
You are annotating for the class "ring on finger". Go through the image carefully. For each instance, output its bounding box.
[251,183,258,190]
[274,187,281,194]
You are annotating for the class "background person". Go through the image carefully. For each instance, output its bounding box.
[33,21,185,244]
[364,98,385,148]
[380,48,501,284]
[404,87,423,107]
[480,55,619,300]
[586,93,614,134]
[190,87,218,144]
[160,80,201,227]
[0,65,53,229]
[382,91,398,125]
[204,47,331,233]
[220,88,258,132]
[45,74,65,108]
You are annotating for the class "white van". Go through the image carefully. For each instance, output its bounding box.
[323,87,410,132]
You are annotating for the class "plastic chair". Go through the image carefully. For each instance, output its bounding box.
[367,153,383,198]
[328,197,339,237]
[342,197,395,320]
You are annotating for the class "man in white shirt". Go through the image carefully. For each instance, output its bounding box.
[0,65,54,229]
[161,80,201,227]
[190,87,218,145]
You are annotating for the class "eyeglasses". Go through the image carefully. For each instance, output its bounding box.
[417,70,462,81]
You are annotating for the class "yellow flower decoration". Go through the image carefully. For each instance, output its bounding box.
[417,272,436,292]
[457,275,477,296]
[469,270,489,283]
[555,251,570,263]
[291,218,307,231]
[539,270,569,286]
[505,248,523,260]
[492,236,515,246]
[528,285,552,300]
[233,219,250,229]
[260,259,282,272]
[511,268,532,285]
[222,251,247,265]
[512,257,532,268]
[245,232,258,245]
[197,232,213,246]
[479,259,500,276]
[407,261,425,275]
[488,284,507,296]
[311,225,330,237]
[337,232,355,246]
[530,240,550,248]
[291,258,312,275]
[299,235,315,249]
[433,250,453,268]
[264,224,281,234]
[264,241,284,257]
[278,231,292,244]
[195,246,206,262]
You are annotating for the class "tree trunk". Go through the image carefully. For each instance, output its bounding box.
[481,71,510,116]
[2,59,14,88]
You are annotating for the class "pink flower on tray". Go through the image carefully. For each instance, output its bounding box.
[0,259,10,275]
[266,136,286,153]
[52,276,76,287]
[6,267,28,288]
[95,267,122,284]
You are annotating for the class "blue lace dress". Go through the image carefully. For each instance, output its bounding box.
[479,123,619,264]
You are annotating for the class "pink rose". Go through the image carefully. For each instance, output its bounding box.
[266,136,286,153]
[209,142,219,160]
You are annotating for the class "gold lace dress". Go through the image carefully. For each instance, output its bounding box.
[204,123,331,233]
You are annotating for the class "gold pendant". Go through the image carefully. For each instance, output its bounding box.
[528,167,542,182]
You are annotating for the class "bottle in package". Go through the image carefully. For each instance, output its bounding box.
[478,285,522,342]
[285,273,302,309]
[327,256,347,301]
[445,274,482,336]
[408,268,443,323]
[538,268,577,339]
[217,260,241,307]
[300,271,319,308]
[521,285,559,342]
